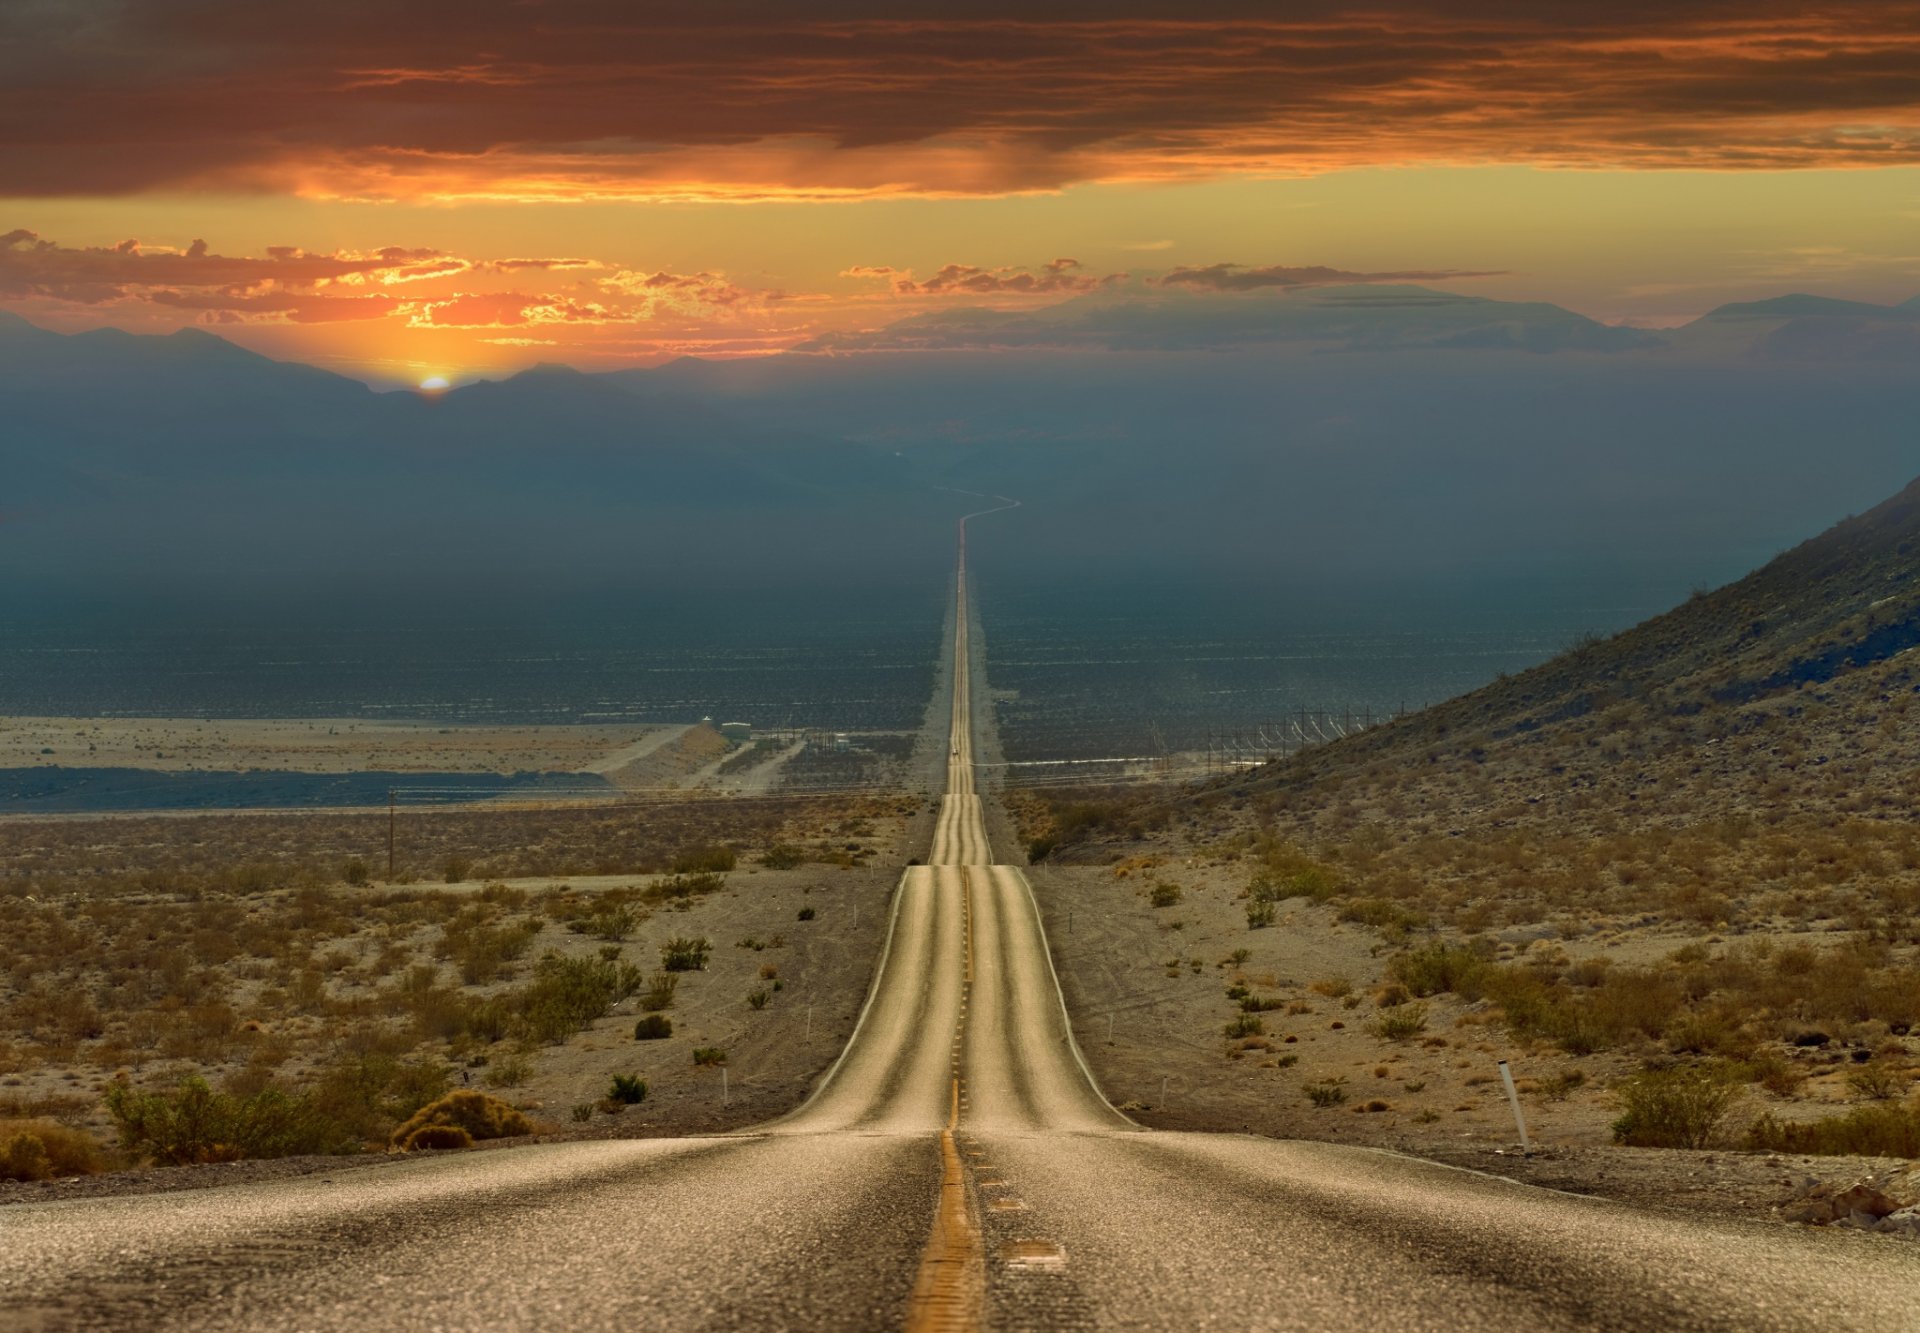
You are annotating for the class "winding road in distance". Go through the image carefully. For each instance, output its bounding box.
[5,502,1918,1331]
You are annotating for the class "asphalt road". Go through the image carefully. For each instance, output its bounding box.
[6,511,1919,1330]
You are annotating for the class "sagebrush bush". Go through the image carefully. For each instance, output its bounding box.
[661,938,712,972]
[1389,942,1489,998]
[515,953,645,1043]
[0,1119,111,1180]
[633,1014,672,1040]
[1305,1079,1348,1107]
[1223,1013,1265,1038]
[1368,1003,1430,1042]
[692,1047,727,1067]
[1611,1065,1742,1149]
[105,1076,358,1163]
[641,973,678,1012]
[388,1091,532,1148]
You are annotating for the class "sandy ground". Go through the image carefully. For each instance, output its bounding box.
[1026,859,1920,1226]
[0,717,672,775]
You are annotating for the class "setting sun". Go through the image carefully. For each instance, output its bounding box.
[418,375,451,391]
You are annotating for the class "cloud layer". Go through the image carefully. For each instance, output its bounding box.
[0,230,765,333]
[5,3,1920,199]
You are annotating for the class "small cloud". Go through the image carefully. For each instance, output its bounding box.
[850,258,1122,296]
[1157,263,1505,292]
[1119,240,1176,252]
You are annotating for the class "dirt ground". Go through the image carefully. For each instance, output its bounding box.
[0,717,671,775]
[1026,861,1920,1228]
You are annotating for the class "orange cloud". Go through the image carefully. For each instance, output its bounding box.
[4,5,1920,200]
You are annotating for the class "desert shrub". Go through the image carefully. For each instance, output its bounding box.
[1369,1003,1430,1042]
[1610,1065,1742,1149]
[572,905,637,943]
[762,845,808,870]
[1223,1013,1265,1038]
[570,1103,594,1123]
[0,1119,110,1180]
[642,873,726,907]
[105,1076,357,1163]
[1534,1070,1587,1101]
[1239,994,1287,1013]
[443,856,473,884]
[1309,975,1353,999]
[515,953,645,1043]
[309,1051,451,1142]
[342,858,370,887]
[1337,898,1426,937]
[692,1047,727,1067]
[672,844,737,874]
[1149,882,1183,908]
[0,1132,54,1182]
[1305,1079,1348,1108]
[484,1052,532,1088]
[1389,942,1489,998]
[1846,1062,1907,1100]
[747,989,770,1010]
[641,972,679,1012]
[443,914,543,985]
[797,906,817,921]
[661,937,712,972]
[607,1074,648,1105]
[634,1014,673,1040]
[1746,1098,1920,1158]
[397,1124,473,1152]
[1246,900,1276,930]
[388,1091,532,1148]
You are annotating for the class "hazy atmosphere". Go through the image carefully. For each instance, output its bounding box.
[6,4,1920,1328]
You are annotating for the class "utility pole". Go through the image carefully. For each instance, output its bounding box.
[387,788,396,881]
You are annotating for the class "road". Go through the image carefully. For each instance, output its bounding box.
[6,508,1920,1331]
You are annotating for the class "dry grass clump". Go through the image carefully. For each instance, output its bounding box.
[0,1118,112,1180]
[388,1090,532,1149]
[1746,1097,1920,1157]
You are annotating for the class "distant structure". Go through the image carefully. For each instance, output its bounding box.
[720,721,752,743]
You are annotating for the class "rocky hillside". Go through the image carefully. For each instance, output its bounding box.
[1245,475,1920,838]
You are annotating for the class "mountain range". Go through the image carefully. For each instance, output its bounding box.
[3,285,1917,610]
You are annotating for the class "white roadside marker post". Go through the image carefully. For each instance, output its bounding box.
[805,1004,813,1039]
[1498,1060,1531,1156]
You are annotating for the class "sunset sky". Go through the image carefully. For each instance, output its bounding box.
[6,1,1920,385]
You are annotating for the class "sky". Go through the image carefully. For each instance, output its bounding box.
[5,1,1920,386]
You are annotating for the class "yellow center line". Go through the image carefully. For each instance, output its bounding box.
[904,1079,982,1333]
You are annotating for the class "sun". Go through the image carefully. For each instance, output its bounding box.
[418,375,451,392]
